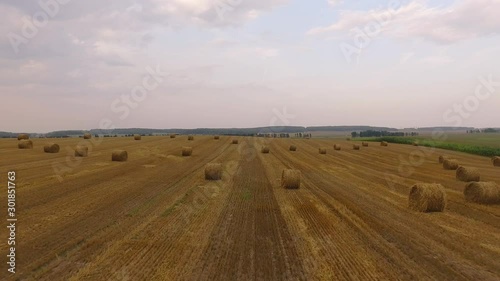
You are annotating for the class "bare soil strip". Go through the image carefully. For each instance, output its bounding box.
[194,138,305,280]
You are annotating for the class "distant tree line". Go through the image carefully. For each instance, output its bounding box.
[253,132,314,138]
[351,130,419,138]
[5,126,496,139]
[294,133,311,138]
[256,133,291,138]
[467,128,498,133]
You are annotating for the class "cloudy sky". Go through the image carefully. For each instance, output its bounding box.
[1,0,499,133]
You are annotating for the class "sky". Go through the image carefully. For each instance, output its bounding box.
[1,0,499,133]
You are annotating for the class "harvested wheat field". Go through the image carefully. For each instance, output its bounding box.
[0,136,499,280]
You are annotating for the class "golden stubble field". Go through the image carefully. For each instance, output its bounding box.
[0,136,499,280]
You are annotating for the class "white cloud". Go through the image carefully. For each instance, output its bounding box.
[255,47,280,57]
[226,47,280,58]
[420,55,455,66]
[327,0,343,7]
[147,0,287,26]
[152,0,213,17]
[19,60,47,73]
[308,0,500,44]
[126,3,143,13]
[399,52,415,64]
[246,9,260,20]
[0,0,288,57]
[67,69,83,78]
[68,34,85,46]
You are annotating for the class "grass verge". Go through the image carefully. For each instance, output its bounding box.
[360,136,500,157]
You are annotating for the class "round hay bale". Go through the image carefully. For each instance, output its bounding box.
[362,142,369,147]
[493,156,500,167]
[464,182,500,204]
[134,134,141,140]
[261,146,270,154]
[381,141,388,146]
[319,148,327,154]
[412,142,419,146]
[456,166,480,182]
[334,144,341,151]
[205,163,222,180]
[214,135,220,140]
[438,155,448,164]
[18,140,33,149]
[346,137,351,141]
[75,145,88,157]
[353,144,360,150]
[408,183,447,212]
[289,145,297,151]
[83,133,92,139]
[17,134,29,140]
[188,135,194,141]
[182,147,193,156]
[281,169,300,189]
[112,150,128,162]
[170,134,176,139]
[443,159,459,170]
[44,143,60,153]
[232,139,239,144]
